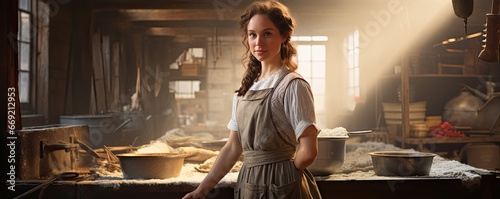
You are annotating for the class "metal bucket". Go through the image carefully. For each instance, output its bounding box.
[308,137,346,176]
[60,115,113,148]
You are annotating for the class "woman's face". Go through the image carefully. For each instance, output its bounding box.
[247,14,285,64]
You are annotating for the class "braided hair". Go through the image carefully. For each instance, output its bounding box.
[236,0,297,96]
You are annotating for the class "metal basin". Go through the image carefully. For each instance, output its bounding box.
[308,137,346,176]
[117,153,185,179]
[370,151,435,176]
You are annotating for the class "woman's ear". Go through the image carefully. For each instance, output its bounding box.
[281,34,287,43]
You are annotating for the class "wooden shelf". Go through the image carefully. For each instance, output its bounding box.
[380,74,489,79]
[394,135,500,145]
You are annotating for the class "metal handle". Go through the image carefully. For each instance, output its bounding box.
[75,139,103,159]
[348,130,373,134]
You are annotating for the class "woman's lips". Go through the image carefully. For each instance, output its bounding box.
[255,50,266,55]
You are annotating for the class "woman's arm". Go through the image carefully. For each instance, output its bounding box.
[182,130,242,199]
[294,125,318,170]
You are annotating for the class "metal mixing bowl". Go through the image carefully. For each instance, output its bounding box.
[308,137,347,176]
[117,153,186,179]
[370,151,435,176]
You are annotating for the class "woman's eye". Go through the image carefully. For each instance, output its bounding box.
[249,33,256,37]
[265,32,271,36]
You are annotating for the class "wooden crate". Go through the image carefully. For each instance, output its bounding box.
[180,63,198,76]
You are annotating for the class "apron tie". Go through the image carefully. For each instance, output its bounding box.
[244,147,295,167]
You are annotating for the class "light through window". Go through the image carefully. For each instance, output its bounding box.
[291,36,327,126]
[170,80,201,99]
[18,0,32,103]
[345,30,360,102]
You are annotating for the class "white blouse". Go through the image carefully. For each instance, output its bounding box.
[227,66,317,141]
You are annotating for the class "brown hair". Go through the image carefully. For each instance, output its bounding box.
[235,0,297,96]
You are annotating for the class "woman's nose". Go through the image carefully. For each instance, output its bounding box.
[255,36,262,46]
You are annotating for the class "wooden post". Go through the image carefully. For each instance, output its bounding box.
[71,4,92,115]
[1,0,21,185]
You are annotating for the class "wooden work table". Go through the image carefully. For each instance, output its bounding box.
[10,173,500,199]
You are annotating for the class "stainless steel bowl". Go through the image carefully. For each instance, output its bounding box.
[117,153,186,179]
[370,151,435,176]
[308,137,347,176]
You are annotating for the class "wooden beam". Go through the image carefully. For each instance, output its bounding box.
[2,0,22,130]
[94,8,241,22]
[78,0,220,10]
[71,4,92,115]
[91,29,108,113]
[130,20,238,28]
[144,27,237,37]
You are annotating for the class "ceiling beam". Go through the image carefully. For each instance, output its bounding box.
[131,20,238,28]
[94,8,242,21]
[144,27,237,36]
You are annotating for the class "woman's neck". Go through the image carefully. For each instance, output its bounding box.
[259,60,282,81]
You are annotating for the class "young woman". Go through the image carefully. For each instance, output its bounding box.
[183,0,321,198]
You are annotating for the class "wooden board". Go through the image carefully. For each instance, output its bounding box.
[91,29,108,113]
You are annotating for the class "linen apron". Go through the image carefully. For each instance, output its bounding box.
[234,70,322,199]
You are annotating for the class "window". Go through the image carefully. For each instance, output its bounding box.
[291,36,327,126]
[18,0,32,104]
[345,30,360,102]
[169,80,201,99]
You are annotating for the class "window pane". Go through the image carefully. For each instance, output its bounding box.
[354,30,359,48]
[298,36,311,41]
[170,80,200,99]
[349,35,353,50]
[191,48,204,58]
[298,61,311,79]
[20,43,30,71]
[21,12,30,42]
[291,36,298,41]
[312,36,328,41]
[312,45,325,61]
[348,51,353,68]
[348,88,354,96]
[193,81,200,91]
[20,72,29,103]
[354,48,359,67]
[312,79,325,95]
[314,94,325,110]
[312,61,325,78]
[19,0,30,11]
[354,67,360,87]
[348,69,354,87]
[297,45,311,61]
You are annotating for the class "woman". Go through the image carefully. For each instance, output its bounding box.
[183,0,321,198]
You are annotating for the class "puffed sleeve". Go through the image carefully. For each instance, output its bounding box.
[283,79,318,140]
[226,93,239,132]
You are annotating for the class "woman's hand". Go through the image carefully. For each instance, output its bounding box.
[182,188,206,199]
[294,125,318,170]
[181,130,242,199]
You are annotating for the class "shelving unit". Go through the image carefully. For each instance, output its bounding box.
[376,53,500,152]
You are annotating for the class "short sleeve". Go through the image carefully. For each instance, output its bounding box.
[283,79,317,140]
[226,93,239,132]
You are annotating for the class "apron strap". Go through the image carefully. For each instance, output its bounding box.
[270,70,305,146]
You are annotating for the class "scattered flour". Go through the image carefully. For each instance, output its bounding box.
[136,141,173,154]
[88,141,491,190]
[318,127,349,137]
[327,142,490,189]
[90,163,238,189]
